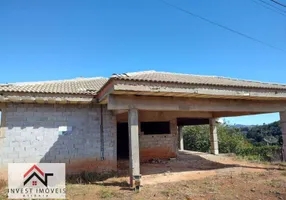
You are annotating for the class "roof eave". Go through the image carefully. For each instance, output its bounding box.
[111,79,286,100]
[0,92,97,104]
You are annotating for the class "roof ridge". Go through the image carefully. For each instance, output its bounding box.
[152,71,286,86]
[125,70,156,76]
[4,77,107,86]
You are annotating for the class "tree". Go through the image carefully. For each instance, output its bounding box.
[183,125,210,152]
[183,123,251,154]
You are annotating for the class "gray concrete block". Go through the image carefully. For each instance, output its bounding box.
[0,103,117,171]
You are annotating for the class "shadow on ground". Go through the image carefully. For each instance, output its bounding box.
[119,151,241,176]
[66,151,285,189]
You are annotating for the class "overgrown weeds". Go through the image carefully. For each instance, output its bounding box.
[98,187,115,199]
[0,179,7,200]
[66,171,117,184]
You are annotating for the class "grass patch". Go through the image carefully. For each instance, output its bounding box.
[0,179,7,190]
[0,179,7,200]
[266,179,284,188]
[160,188,177,197]
[237,146,282,162]
[98,188,115,199]
[66,171,117,184]
[238,155,263,162]
[281,171,286,176]
[0,191,7,200]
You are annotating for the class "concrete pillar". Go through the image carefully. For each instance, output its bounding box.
[178,126,184,150]
[128,108,141,189]
[279,111,286,161]
[209,118,219,155]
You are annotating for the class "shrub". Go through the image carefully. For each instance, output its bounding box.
[183,124,251,154]
[237,146,282,162]
[217,125,252,154]
[183,123,282,162]
[183,125,210,152]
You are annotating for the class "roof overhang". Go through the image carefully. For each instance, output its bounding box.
[97,79,286,103]
[3,74,286,105]
[0,92,96,104]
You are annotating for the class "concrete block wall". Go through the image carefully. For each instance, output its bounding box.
[0,103,116,174]
[139,119,178,161]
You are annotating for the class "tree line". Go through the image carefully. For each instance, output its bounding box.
[182,121,282,161]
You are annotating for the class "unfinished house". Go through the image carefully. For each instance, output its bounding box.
[1,71,286,187]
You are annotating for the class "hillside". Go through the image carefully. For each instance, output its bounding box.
[237,121,282,146]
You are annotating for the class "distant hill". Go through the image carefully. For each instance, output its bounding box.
[233,124,254,128]
[233,121,282,146]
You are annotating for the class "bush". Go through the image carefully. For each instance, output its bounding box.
[183,123,282,162]
[183,124,251,154]
[183,125,210,152]
[217,125,252,154]
[237,146,282,162]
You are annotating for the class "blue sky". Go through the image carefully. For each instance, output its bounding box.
[0,0,285,125]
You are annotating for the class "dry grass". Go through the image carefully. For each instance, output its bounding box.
[0,179,6,190]
[1,170,286,200]
[61,169,286,200]
[66,171,118,184]
[0,179,7,200]
[1,156,286,200]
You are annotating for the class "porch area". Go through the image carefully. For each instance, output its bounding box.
[116,150,276,186]
[108,94,286,189]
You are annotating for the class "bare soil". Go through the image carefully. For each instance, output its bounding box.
[1,151,286,200]
[64,170,286,200]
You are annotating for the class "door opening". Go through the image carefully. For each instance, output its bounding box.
[117,122,129,160]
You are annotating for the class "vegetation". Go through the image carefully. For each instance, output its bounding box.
[99,187,115,199]
[183,121,282,162]
[66,171,117,184]
[240,121,282,146]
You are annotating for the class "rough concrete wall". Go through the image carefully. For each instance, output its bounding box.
[0,103,116,174]
[116,111,179,161]
[139,119,178,161]
[280,111,286,161]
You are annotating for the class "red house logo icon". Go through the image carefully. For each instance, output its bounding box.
[23,165,53,187]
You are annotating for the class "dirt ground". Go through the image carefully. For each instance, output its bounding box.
[1,151,286,200]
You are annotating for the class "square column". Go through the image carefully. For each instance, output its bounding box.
[279,111,286,161]
[178,126,184,150]
[209,118,219,155]
[128,108,141,190]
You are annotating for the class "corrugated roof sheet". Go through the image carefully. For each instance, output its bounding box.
[0,77,108,95]
[113,71,286,89]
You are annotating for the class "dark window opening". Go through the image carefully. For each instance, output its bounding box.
[141,121,170,135]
